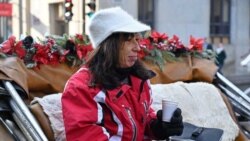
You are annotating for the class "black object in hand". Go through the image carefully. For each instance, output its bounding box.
[150,108,184,140]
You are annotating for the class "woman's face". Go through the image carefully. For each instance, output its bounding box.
[119,33,141,68]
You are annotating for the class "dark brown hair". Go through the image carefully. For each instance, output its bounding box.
[86,32,153,89]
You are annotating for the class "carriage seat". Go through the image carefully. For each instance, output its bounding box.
[29,83,248,141]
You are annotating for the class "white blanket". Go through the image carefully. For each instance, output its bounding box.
[32,81,239,141]
[151,81,239,141]
[31,94,66,141]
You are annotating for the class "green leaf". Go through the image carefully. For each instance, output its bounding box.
[66,55,77,61]
[144,56,157,64]
[162,51,178,62]
[144,51,166,71]
[36,37,43,44]
[154,49,163,58]
[0,53,7,58]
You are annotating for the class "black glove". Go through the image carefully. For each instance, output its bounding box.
[150,108,184,140]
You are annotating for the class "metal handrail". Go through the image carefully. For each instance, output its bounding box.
[9,99,39,141]
[216,72,250,119]
[219,84,250,117]
[244,87,250,96]
[3,81,48,141]
[241,54,250,66]
[216,72,250,103]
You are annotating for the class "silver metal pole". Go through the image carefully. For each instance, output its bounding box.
[0,117,19,140]
[219,84,250,115]
[10,99,38,141]
[216,72,250,102]
[3,81,48,141]
[12,112,34,141]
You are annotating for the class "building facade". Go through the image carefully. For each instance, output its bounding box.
[1,0,250,77]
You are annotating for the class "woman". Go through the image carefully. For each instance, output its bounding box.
[215,43,227,74]
[62,7,183,141]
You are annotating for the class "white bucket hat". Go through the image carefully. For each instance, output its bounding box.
[87,7,151,48]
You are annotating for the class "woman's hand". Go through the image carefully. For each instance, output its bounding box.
[150,108,184,140]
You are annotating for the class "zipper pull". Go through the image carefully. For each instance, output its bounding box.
[112,90,123,101]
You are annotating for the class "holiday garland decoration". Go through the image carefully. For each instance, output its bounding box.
[0,31,215,69]
[139,31,216,69]
[0,34,93,69]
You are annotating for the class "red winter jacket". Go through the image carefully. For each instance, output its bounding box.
[62,67,157,141]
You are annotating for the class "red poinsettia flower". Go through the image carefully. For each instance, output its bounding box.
[138,49,146,59]
[1,36,16,54]
[14,41,26,59]
[83,44,94,60]
[75,34,84,41]
[139,38,153,50]
[59,50,70,63]
[188,36,204,52]
[156,42,168,51]
[168,35,185,49]
[32,43,50,65]
[76,44,93,59]
[150,31,168,43]
[49,52,60,66]
[45,39,55,49]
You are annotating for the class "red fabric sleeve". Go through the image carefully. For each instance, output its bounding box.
[62,76,109,141]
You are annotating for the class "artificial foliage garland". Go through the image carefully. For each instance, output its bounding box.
[0,34,93,69]
[139,31,216,70]
[0,31,216,69]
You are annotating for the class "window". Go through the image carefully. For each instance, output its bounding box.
[49,3,68,36]
[138,0,154,29]
[0,17,12,43]
[210,0,231,44]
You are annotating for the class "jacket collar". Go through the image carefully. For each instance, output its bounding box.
[105,75,143,102]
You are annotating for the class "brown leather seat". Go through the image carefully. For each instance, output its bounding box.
[29,102,55,141]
